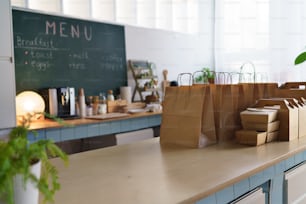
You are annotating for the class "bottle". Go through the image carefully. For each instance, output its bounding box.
[107,90,115,101]
[78,88,86,118]
[98,92,107,114]
[92,96,99,115]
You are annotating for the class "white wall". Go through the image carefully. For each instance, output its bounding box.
[125,0,214,84]
[124,0,214,101]
[125,26,213,83]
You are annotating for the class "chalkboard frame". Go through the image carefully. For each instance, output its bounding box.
[12,7,127,97]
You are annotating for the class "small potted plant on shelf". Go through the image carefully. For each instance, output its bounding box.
[0,113,68,204]
[204,68,215,84]
[195,67,215,84]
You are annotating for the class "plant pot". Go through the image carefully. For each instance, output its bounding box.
[13,160,41,204]
[208,78,215,84]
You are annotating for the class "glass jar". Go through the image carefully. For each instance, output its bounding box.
[107,90,114,101]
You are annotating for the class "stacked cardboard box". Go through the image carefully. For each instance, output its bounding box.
[254,99,298,141]
[236,108,279,146]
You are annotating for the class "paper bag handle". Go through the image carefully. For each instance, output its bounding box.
[177,73,192,86]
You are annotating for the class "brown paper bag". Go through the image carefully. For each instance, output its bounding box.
[160,86,216,148]
[201,85,217,145]
[238,83,256,110]
[211,85,242,142]
[274,88,306,99]
[280,82,306,89]
[253,83,278,101]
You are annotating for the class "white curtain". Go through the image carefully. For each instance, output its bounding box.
[214,0,306,84]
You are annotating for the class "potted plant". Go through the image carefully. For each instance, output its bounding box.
[194,67,215,84]
[203,68,215,84]
[295,51,306,65]
[0,113,68,204]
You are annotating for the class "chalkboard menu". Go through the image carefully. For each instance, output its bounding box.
[12,9,127,96]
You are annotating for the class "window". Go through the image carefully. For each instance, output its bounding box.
[11,0,199,34]
[214,0,270,78]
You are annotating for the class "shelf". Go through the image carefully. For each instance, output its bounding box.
[128,60,160,102]
[139,87,161,92]
[136,76,158,80]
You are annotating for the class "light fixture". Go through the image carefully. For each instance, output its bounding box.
[16,91,45,124]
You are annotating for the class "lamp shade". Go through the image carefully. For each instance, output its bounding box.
[16,91,45,117]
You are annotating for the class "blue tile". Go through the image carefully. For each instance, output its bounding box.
[74,125,87,139]
[120,119,132,132]
[27,131,36,143]
[303,150,306,160]
[274,160,286,175]
[110,121,121,134]
[270,174,284,204]
[234,178,250,198]
[46,129,61,142]
[128,118,139,131]
[131,117,149,129]
[130,118,139,130]
[249,171,265,189]
[27,130,41,142]
[28,129,46,143]
[263,166,275,181]
[140,117,149,128]
[87,124,100,137]
[285,157,295,169]
[294,152,304,165]
[196,194,217,204]
[216,186,234,204]
[60,127,75,141]
[148,115,162,126]
[100,122,111,135]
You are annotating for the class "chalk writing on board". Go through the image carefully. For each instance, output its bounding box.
[25,50,53,60]
[30,60,51,72]
[15,35,55,49]
[100,54,124,71]
[45,21,92,41]
[69,51,89,60]
[13,9,127,96]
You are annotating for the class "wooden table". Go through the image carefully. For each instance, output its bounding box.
[28,112,162,130]
[49,137,306,204]
[23,112,162,144]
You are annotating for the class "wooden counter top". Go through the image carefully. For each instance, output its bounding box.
[28,111,162,130]
[49,137,306,204]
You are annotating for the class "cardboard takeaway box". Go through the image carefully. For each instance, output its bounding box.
[242,120,280,132]
[299,98,306,138]
[241,119,279,143]
[236,130,267,146]
[267,131,279,143]
[240,108,278,124]
[254,99,299,141]
[239,108,279,143]
[284,98,306,139]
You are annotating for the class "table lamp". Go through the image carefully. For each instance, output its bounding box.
[16,91,45,125]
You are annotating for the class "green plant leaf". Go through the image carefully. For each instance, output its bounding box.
[295,52,306,65]
[0,112,69,204]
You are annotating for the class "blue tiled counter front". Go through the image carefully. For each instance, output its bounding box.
[28,113,162,143]
[197,149,306,204]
